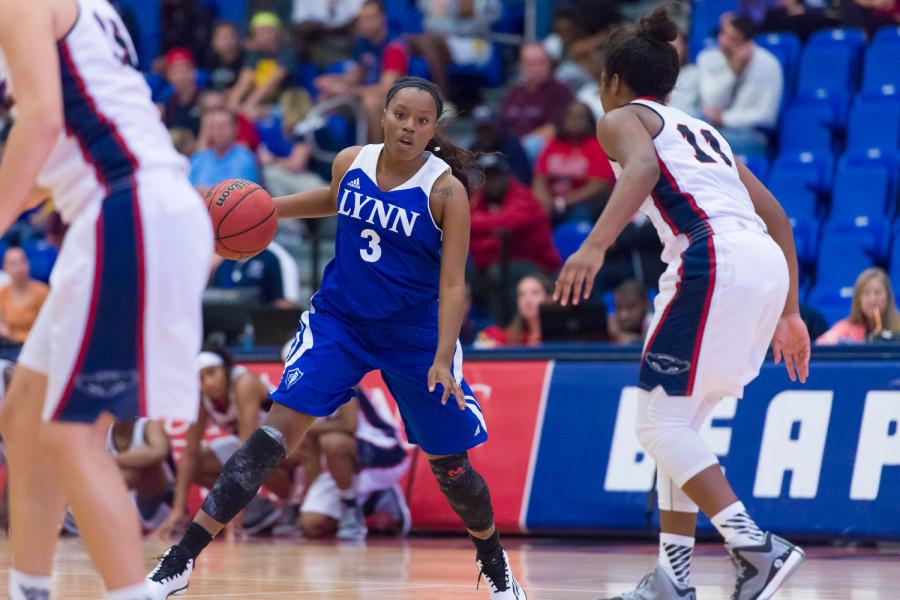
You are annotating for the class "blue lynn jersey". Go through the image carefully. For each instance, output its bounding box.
[314,144,450,323]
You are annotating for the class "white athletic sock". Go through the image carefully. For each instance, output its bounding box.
[658,533,695,586]
[9,569,51,600]
[106,581,153,600]
[711,501,766,547]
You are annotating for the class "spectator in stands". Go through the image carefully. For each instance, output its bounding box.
[208,247,296,307]
[575,41,607,121]
[468,105,532,185]
[698,13,783,155]
[499,43,574,161]
[250,0,293,25]
[668,30,700,116]
[595,212,665,294]
[292,0,363,67]
[544,1,620,92]
[533,101,615,224]
[407,0,502,96]
[107,418,175,534]
[842,0,900,34]
[160,0,213,67]
[817,267,900,344]
[0,247,48,345]
[161,48,203,135]
[607,280,651,345]
[229,12,297,116]
[197,90,261,152]
[189,108,260,192]
[746,0,837,40]
[169,127,197,157]
[469,154,561,324]
[315,0,410,143]
[207,21,246,92]
[477,274,553,346]
[259,89,326,198]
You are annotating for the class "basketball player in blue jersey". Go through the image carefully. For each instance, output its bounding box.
[555,7,810,600]
[0,0,212,599]
[148,77,526,599]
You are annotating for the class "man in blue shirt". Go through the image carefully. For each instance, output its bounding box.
[189,108,260,191]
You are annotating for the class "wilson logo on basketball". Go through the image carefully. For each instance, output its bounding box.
[211,180,251,207]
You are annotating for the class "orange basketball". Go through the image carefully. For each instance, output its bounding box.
[205,179,278,260]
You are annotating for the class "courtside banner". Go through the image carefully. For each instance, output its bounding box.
[240,359,900,538]
[525,360,900,538]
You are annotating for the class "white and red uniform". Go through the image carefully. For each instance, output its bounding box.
[611,98,788,400]
[0,0,213,423]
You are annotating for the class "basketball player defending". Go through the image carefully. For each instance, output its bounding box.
[148,77,525,599]
[555,8,810,600]
[0,1,212,598]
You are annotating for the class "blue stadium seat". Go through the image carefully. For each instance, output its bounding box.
[824,217,891,263]
[872,25,900,47]
[737,154,769,182]
[891,223,900,293]
[553,220,593,262]
[797,44,857,97]
[807,284,856,326]
[768,151,835,218]
[829,162,892,220]
[862,43,900,98]
[22,239,57,284]
[689,0,736,60]
[0,239,8,267]
[792,88,851,129]
[810,225,885,324]
[808,28,866,57]
[846,97,900,155]
[756,32,801,95]
[790,217,819,266]
[779,102,833,154]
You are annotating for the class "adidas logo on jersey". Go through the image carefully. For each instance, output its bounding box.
[347,177,361,189]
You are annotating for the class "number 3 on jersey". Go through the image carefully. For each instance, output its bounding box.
[360,229,382,263]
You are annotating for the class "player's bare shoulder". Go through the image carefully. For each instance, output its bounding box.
[429,171,468,227]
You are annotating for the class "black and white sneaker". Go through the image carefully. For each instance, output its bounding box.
[727,532,805,600]
[147,545,193,598]
[477,549,526,599]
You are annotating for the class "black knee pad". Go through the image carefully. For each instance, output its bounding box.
[201,426,287,524]
[429,452,494,532]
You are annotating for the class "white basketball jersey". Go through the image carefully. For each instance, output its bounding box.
[610,99,766,263]
[201,365,251,432]
[106,416,150,455]
[0,0,188,224]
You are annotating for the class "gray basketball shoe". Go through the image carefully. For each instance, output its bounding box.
[600,566,697,600]
[727,532,805,600]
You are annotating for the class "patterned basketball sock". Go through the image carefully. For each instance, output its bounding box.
[659,533,695,586]
[712,501,766,547]
[9,570,51,600]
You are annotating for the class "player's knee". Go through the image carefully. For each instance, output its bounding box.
[428,453,494,532]
[300,513,336,539]
[319,431,355,458]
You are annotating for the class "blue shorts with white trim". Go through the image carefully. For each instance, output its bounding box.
[271,309,488,456]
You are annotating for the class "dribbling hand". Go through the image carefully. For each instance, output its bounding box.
[428,363,466,410]
[553,243,605,306]
[772,312,810,383]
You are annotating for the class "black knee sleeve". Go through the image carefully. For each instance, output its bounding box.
[429,452,494,532]
[201,426,287,524]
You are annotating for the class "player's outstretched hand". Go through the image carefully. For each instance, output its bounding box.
[428,363,466,411]
[152,509,184,540]
[553,243,605,306]
[772,312,810,384]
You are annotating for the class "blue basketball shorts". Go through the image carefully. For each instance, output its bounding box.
[271,309,488,456]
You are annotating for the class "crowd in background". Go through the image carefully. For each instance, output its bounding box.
[1,0,899,350]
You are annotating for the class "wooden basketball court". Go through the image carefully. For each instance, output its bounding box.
[3,536,897,598]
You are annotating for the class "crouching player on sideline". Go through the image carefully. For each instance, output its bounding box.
[297,386,411,540]
[153,348,297,538]
[65,418,177,535]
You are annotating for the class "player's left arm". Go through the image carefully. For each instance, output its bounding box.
[0,0,64,235]
[234,372,270,442]
[555,107,659,306]
[114,420,172,469]
[428,173,468,411]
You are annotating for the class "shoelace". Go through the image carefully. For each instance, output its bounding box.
[476,558,510,593]
[149,551,190,583]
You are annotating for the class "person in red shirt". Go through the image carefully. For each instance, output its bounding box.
[469,154,561,324]
[533,100,615,224]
